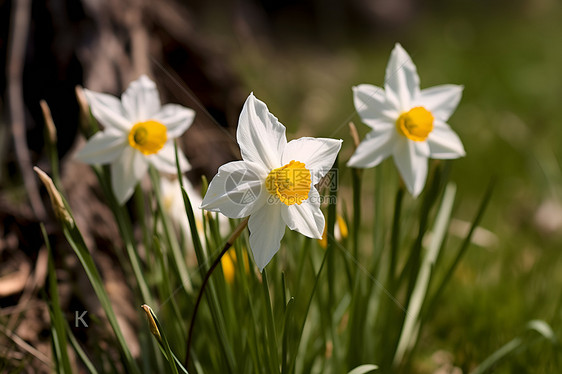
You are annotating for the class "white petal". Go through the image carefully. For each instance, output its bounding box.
[161,176,207,237]
[393,139,428,198]
[281,137,342,183]
[75,131,126,165]
[281,188,324,239]
[415,140,431,158]
[248,203,286,271]
[237,93,286,170]
[427,124,466,159]
[111,147,148,204]
[200,161,268,219]
[385,43,420,111]
[160,177,191,229]
[148,143,191,174]
[417,85,463,121]
[353,84,399,129]
[121,75,161,122]
[84,89,131,132]
[153,104,195,139]
[347,130,395,168]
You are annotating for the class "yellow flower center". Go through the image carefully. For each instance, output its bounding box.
[128,120,167,155]
[396,106,434,141]
[265,160,311,206]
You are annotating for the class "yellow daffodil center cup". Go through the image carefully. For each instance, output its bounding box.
[128,120,167,155]
[396,106,434,141]
[265,160,311,206]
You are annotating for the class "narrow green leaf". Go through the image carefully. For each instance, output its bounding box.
[62,223,141,374]
[64,322,99,374]
[288,248,329,374]
[393,183,457,366]
[174,141,208,281]
[42,224,73,374]
[428,178,495,312]
[470,319,556,374]
[526,319,557,343]
[282,297,295,374]
[389,185,405,286]
[262,269,281,373]
[149,167,193,293]
[93,165,153,306]
[39,175,141,374]
[152,235,187,344]
[471,337,523,374]
[347,364,379,374]
[141,304,187,374]
[351,167,362,260]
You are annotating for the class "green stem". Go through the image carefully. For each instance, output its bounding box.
[288,248,329,374]
[425,178,494,318]
[404,163,444,299]
[149,167,192,293]
[370,165,384,276]
[94,166,153,306]
[351,168,362,260]
[42,224,73,374]
[184,217,249,367]
[174,141,205,276]
[389,185,405,286]
[262,269,281,373]
[326,157,339,306]
[63,221,141,373]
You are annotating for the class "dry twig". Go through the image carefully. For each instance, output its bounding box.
[6,0,46,220]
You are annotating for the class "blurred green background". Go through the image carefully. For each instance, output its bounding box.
[192,0,562,371]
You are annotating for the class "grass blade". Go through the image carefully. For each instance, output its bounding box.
[141,305,188,374]
[427,178,495,313]
[347,364,379,374]
[42,224,73,374]
[64,322,99,374]
[262,269,281,373]
[393,183,457,366]
[149,167,193,293]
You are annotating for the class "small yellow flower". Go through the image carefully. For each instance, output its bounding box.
[220,248,250,284]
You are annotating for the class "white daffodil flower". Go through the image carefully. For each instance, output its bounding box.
[161,176,203,235]
[161,176,228,244]
[201,93,342,271]
[75,75,195,204]
[347,43,465,197]
[161,176,248,284]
